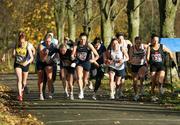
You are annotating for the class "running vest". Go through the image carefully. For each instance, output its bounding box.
[15,42,28,64]
[76,42,91,62]
[149,44,164,64]
[36,41,56,63]
[131,44,146,65]
[109,47,124,70]
[60,49,72,67]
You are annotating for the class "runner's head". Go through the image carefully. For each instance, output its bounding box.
[79,32,88,45]
[18,32,26,45]
[116,32,125,43]
[111,38,119,50]
[134,36,142,48]
[93,37,102,50]
[44,33,52,47]
[59,43,67,55]
[151,34,159,46]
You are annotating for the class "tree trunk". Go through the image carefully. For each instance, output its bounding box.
[158,0,179,37]
[83,0,93,38]
[54,0,66,43]
[67,0,76,42]
[127,0,140,43]
[99,0,116,45]
[101,16,112,46]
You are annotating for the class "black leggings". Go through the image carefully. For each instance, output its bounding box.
[93,67,104,93]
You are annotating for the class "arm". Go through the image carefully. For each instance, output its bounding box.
[128,46,133,63]
[27,46,34,64]
[122,48,129,62]
[163,45,174,59]
[88,43,99,63]
[146,46,151,63]
[12,49,16,58]
[71,44,77,60]
[39,45,48,62]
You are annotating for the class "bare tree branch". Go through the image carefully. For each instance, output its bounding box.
[113,2,127,21]
[107,0,116,19]
[133,0,145,11]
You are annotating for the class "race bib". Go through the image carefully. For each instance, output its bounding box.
[77,52,87,61]
[152,53,162,62]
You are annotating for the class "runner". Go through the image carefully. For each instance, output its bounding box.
[90,37,106,100]
[58,44,75,100]
[36,33,56,100]
[71,33,99,99]
[42,31,59,97]
[105,38,129,99]
[129,36,148,101]
[146,34,174,101]
[13,32,34,101]
[24,41,36,94]
[116,32,132,97]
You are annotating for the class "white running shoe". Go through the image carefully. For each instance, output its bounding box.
[88,81,94,90]
[110,92,115,100]
[70,93,74,100]
[78,91,84,99]
[92,93,96,100]
[48,93,53,99]
[64,92,69,99]
[40,94,44,101]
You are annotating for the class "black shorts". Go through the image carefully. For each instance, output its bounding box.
[14,63,30,72]
[131,64,146,73]
[77,61,91,71]
[36,61,53,71]
[109,67,125,77]
[150,63,165,72]
[62,66,75,74]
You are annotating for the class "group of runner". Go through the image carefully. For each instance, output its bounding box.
[12,31,175,102]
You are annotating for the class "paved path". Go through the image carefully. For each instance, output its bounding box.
[0,73,180,125]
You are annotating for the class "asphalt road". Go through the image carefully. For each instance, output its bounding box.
[0,73,180,125]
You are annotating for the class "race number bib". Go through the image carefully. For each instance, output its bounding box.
[77,52,87,61]
[152,53,162,62]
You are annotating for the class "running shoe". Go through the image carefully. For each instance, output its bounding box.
[70,93,74,100]
[48,93,53,99]
[17,95,23,101]
[78,91,84,99]
[88,81,94,90]
[92,93,97,100]
[40,94,44,101]
[110,92,115,100]
[64,92,69,99]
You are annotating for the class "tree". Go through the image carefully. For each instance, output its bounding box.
[83,0,93,36]
[54,0,66,43]
[98,0,116,45]
[158,0,179,37]
[67,0,76,41]
[127,0,142,43]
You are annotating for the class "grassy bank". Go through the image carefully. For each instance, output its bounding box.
[0,83,43,125]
